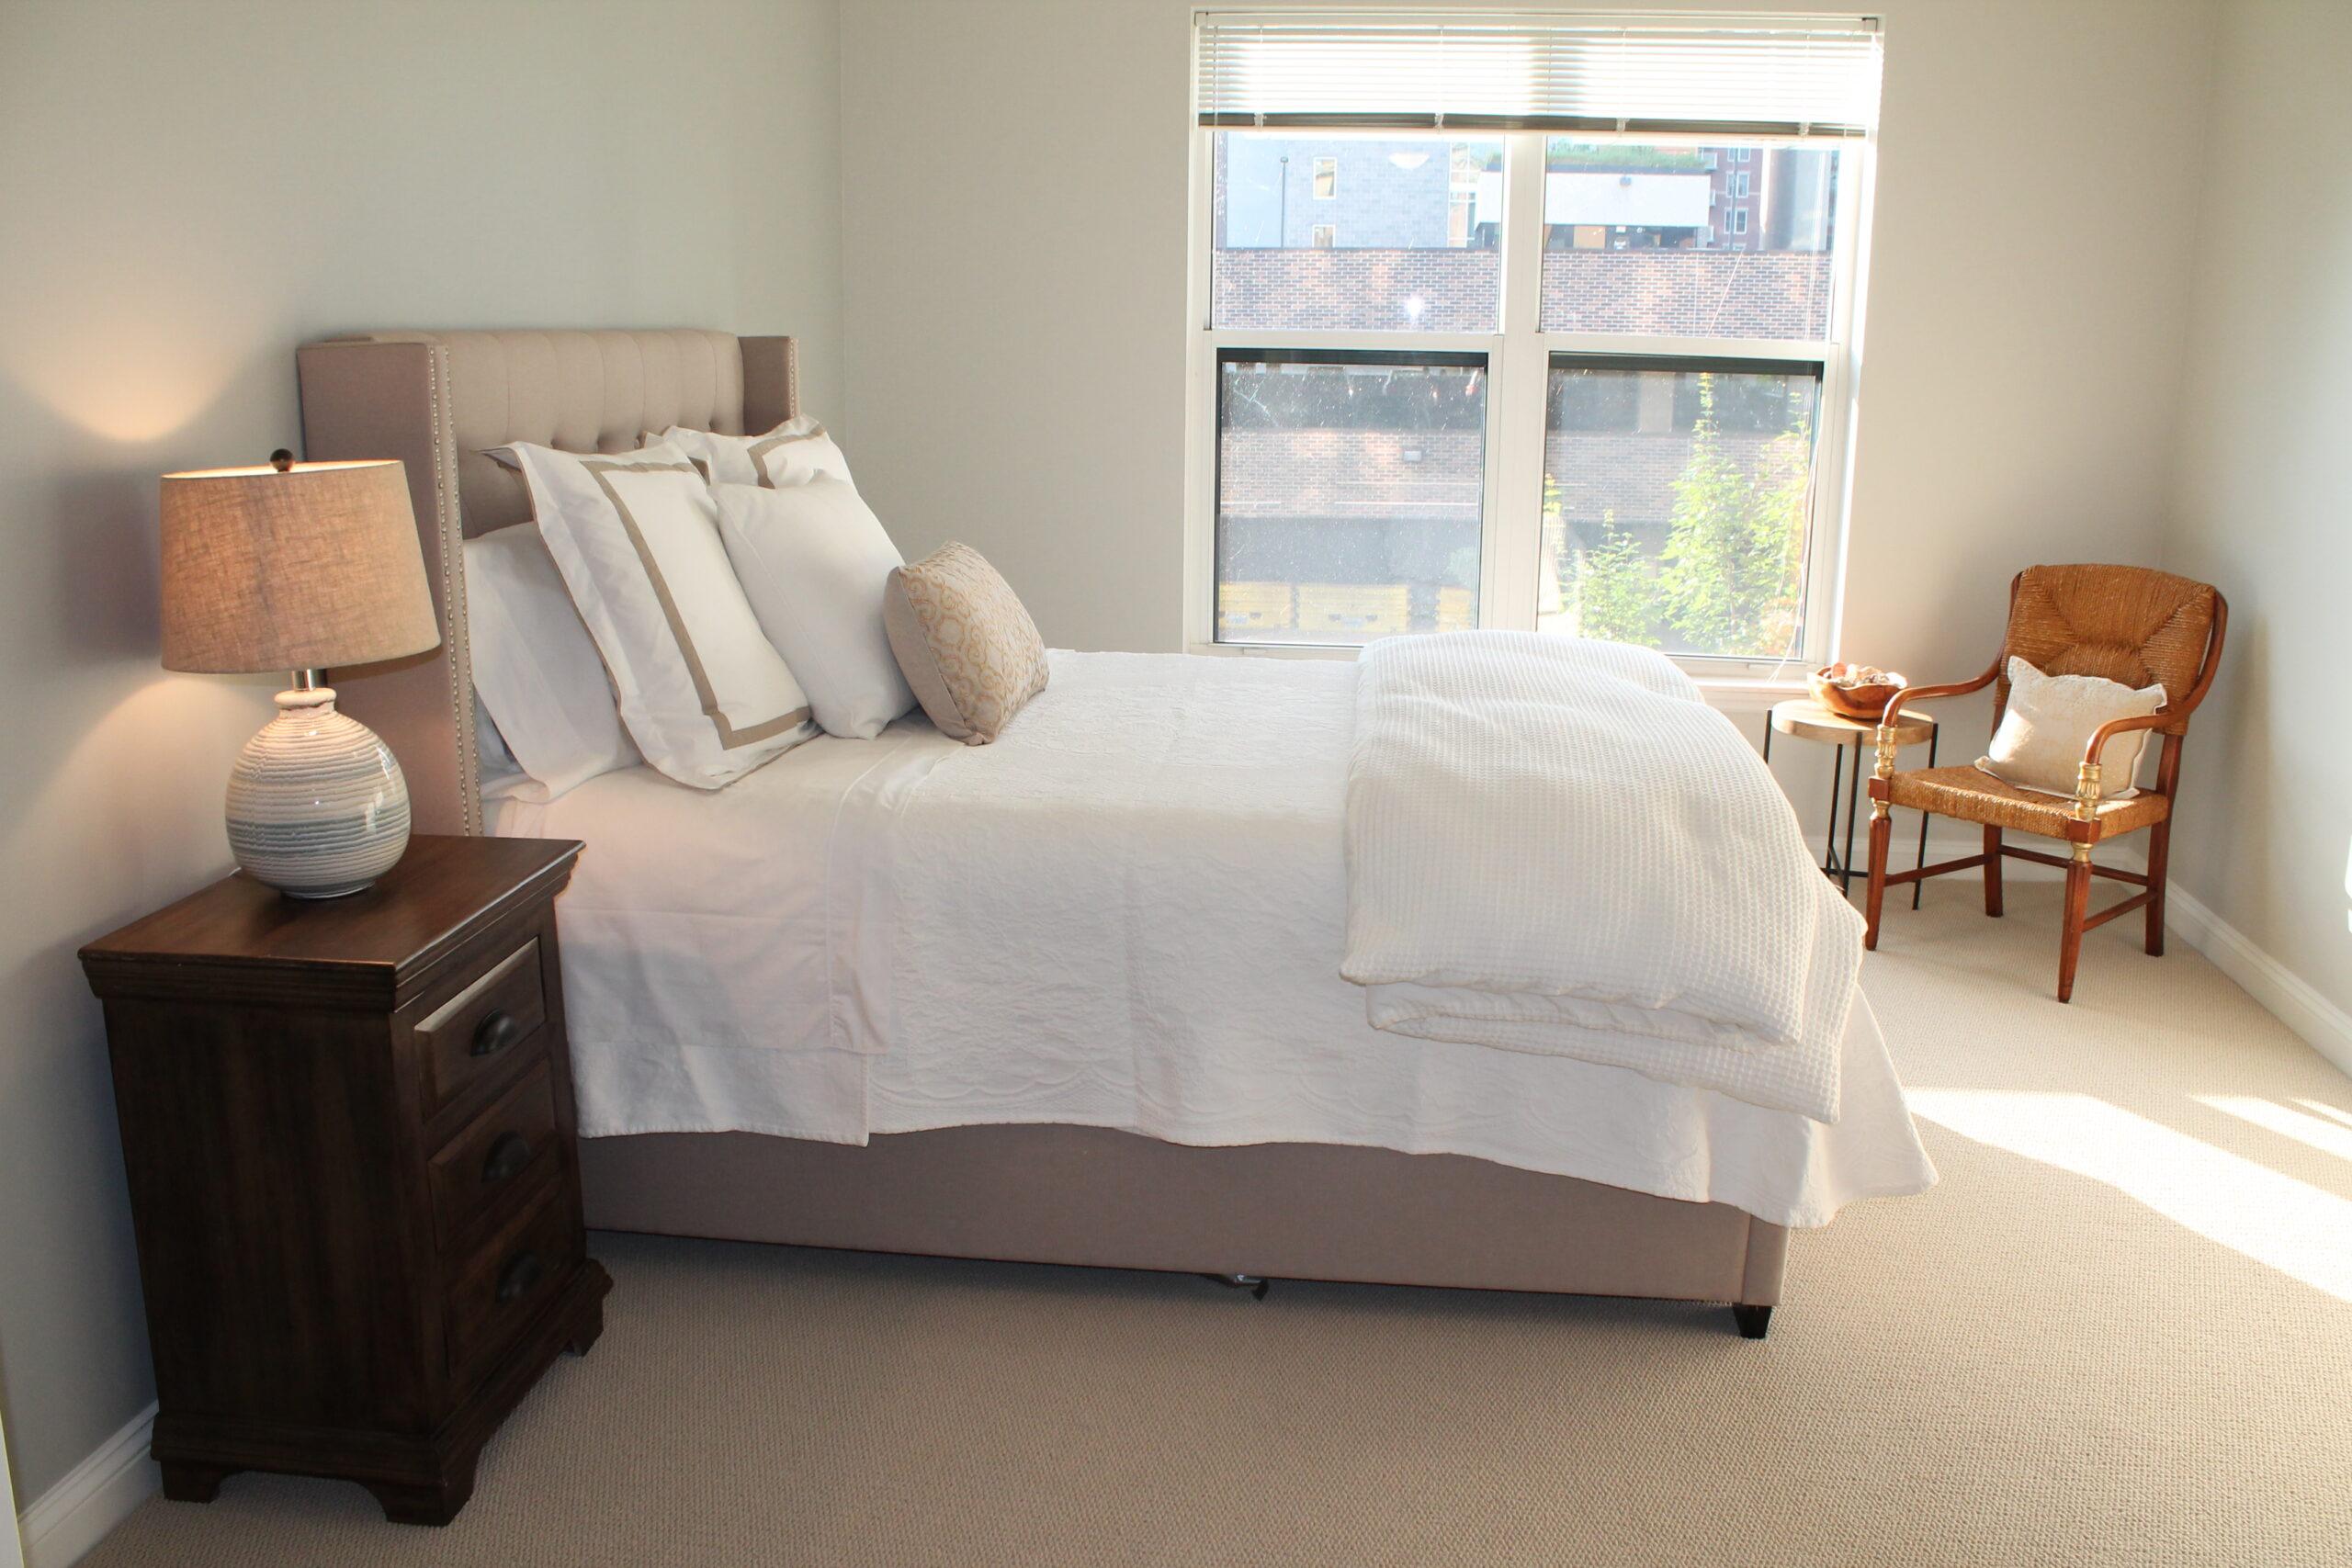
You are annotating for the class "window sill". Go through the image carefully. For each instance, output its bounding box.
[1186,642,1807,713]
[1688,674,1809,713]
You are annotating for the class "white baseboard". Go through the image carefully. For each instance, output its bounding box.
[2161,882,2352,1079]
[16,1404,155,1568]
[1898,833,2352,1081]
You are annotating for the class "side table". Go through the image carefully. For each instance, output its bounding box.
[1763,700,1939,904]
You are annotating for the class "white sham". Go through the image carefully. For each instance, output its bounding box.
[647,415,854,491]
[497,441,818,789]
[714,478,915,739]
[463,524,639,801]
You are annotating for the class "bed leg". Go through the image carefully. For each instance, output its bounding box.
[1731,1303,1772,1339]
[1204,1273,1271,1300]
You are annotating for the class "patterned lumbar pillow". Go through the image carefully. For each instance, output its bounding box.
[882,542,1049,744]
[1976,657,2165,798]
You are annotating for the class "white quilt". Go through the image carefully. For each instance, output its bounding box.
[1342,632,1863,1122]
[492,650,1935,1228]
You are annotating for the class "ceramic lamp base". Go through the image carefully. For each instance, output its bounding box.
[226,687,412,898]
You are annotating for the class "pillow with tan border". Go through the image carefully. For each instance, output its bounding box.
[882,542,1049,744]
[1975,657,2165,799]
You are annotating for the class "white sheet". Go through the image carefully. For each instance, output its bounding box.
[1342,631,1862,1122]
[492,649,1935,1228]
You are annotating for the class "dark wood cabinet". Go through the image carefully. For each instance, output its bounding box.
[80,834,610,1526]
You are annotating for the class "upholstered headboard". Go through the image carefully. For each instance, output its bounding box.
[297,329,799,834]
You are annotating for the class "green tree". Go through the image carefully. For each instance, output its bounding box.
[1550,474,1661,647]
[1657,377,1811,657]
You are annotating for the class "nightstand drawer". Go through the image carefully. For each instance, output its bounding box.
[446,1188,578,1386]
[412,937,547,1118]
[429,1062,560,1248]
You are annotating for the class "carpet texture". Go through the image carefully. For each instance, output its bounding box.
[81,882,2352,1565]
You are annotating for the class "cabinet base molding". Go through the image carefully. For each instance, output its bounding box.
[148,1261,609,1527]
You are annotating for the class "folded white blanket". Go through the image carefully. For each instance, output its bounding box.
[1340,632,1863,1122]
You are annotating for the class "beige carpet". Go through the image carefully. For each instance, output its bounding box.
[83,881,2352,1566]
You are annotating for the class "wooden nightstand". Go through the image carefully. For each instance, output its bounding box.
[80,834,610,1526]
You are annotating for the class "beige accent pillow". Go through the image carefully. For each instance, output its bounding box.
[1976,657,2165,799]
[882,543,1049,744]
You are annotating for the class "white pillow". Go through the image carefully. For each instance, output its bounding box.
[1976,657,2166,799]
[714,479,915,739]
[473,694,534,802]
[647,416,853,491]
[496,441,819,789]
[748,418,853,490]
[463,524,639,801]
[646,424,760,486]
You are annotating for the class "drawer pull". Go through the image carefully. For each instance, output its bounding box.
[481,1134,534,1187]
[470,1010,525,1058]
[495,1249,544,1304]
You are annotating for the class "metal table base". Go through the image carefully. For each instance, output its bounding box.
[1762,720,1938,906]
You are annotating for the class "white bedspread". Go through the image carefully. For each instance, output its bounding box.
[492,649,1935,1227]
[1342,632,1862,1122]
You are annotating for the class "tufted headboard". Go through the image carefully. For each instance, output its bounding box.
[297,329,799,835]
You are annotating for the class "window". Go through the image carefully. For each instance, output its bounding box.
[1216,352,1486,644]
[1544,359,1820,657]
[1190,14,1881,667]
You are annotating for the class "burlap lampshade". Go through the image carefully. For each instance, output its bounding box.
[160,458,439,674]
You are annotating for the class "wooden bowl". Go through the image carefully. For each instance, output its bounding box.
[1810,669,1905,723]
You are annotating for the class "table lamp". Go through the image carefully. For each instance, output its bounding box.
[161,451,440,897]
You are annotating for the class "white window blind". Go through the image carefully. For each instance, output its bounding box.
[1195,11,1882,138]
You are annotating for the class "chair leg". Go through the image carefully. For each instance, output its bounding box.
[1983,827,2004,918]
[2058,849,2092,1003]
[1864,808,1893,950]
[2143,820,2171,957]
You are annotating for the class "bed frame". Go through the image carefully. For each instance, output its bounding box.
[295,328,1787,1336]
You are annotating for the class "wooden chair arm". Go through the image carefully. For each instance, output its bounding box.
[1874,660,2000,727]
[2081,711,2170,772]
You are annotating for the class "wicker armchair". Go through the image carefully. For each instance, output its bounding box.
[1861,565,2227,1002]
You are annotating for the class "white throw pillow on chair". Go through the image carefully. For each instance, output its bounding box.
[1975,657,2165,799]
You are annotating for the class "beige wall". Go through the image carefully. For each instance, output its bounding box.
[0,0,842,1503]
[2162,0,2352,1026]
[839,0,2214,709]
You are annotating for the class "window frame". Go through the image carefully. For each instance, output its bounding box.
[1312,155,1338,198]
[1182,126,1874,679]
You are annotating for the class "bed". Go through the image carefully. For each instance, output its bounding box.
[297,328,1934,1336]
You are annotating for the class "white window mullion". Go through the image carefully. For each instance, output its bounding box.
[1484,130,1550,634]
[1182,128,1216,649]
[1815,140,1873,664]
